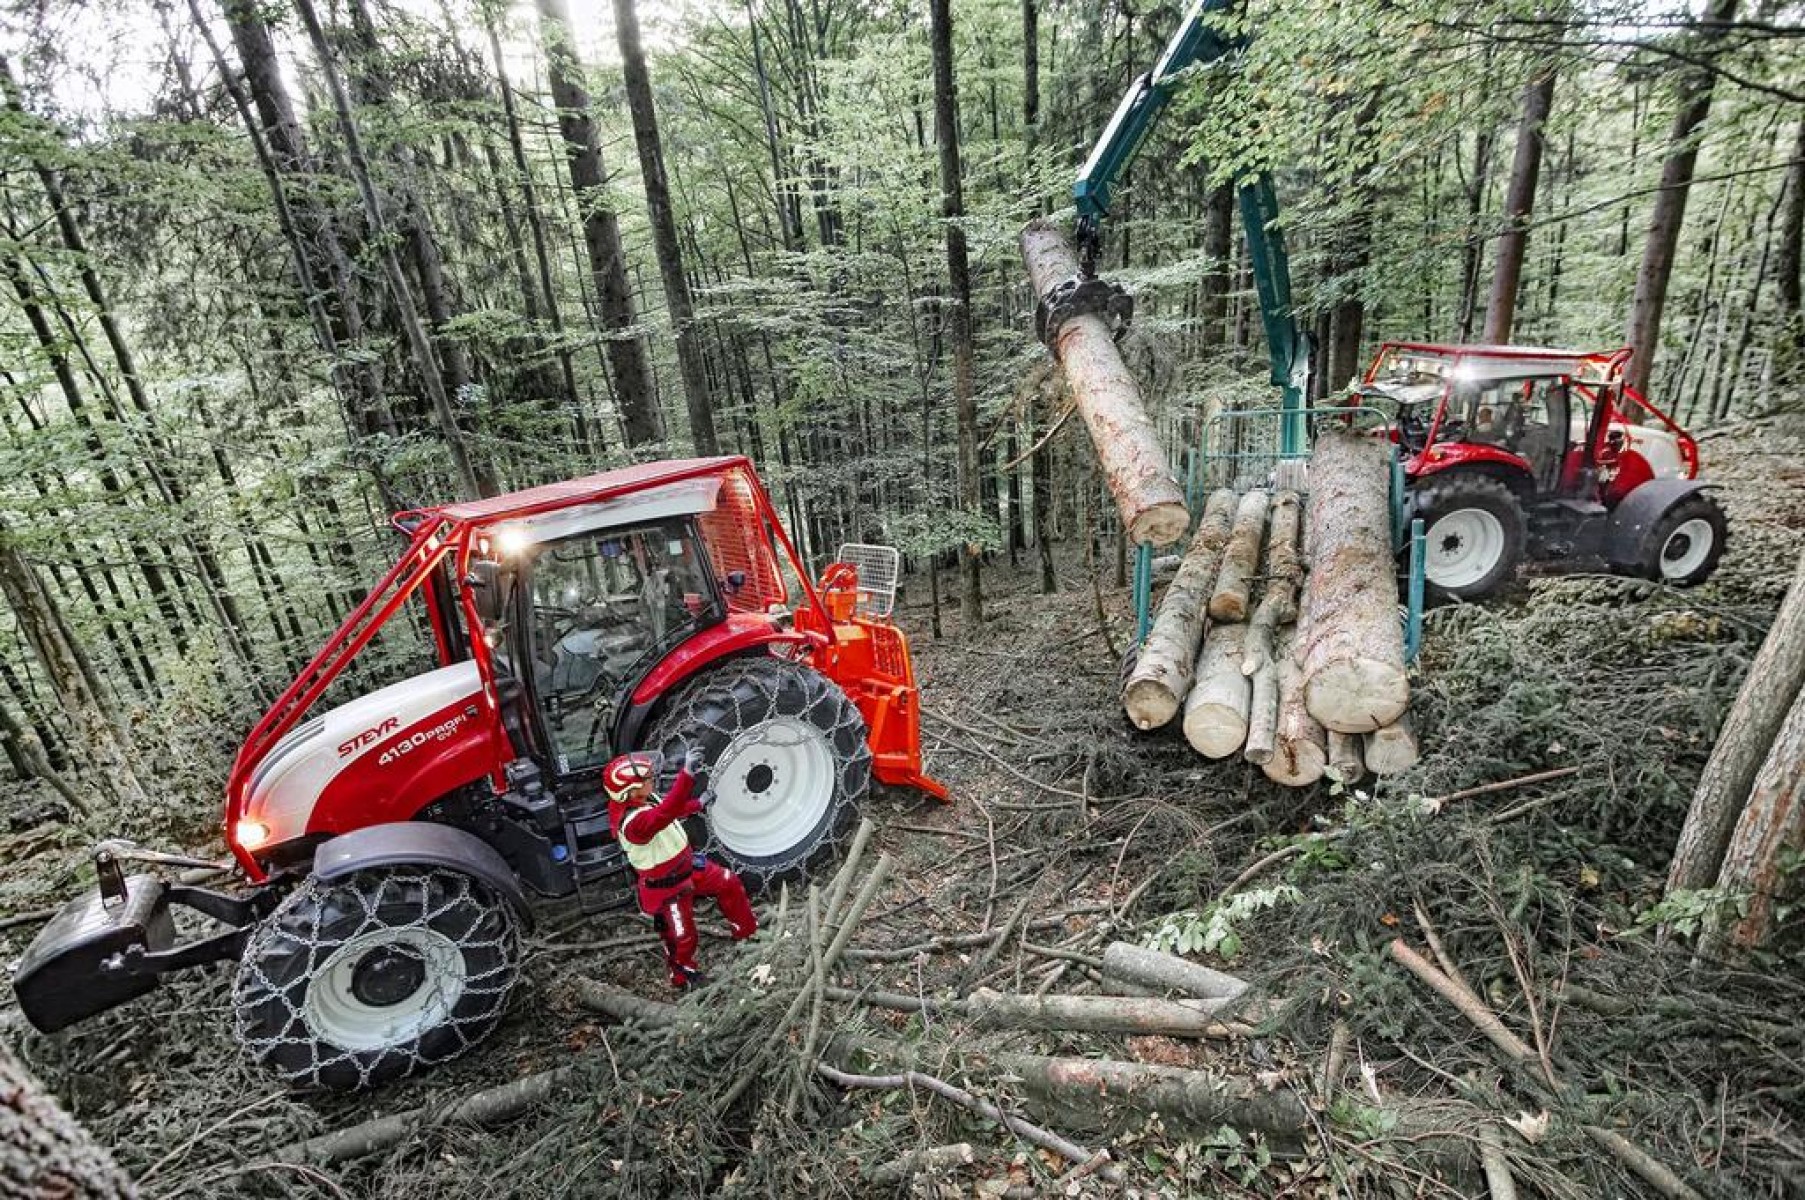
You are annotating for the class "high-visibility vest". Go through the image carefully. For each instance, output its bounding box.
[618,804,690,871]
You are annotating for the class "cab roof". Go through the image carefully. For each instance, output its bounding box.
[401,456,751,528]
[1373,343,1629,386]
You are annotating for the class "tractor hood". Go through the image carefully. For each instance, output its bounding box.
[239,662,495,854]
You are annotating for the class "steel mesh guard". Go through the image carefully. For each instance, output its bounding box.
[647,658,869,891]
[233,868,520,1091]
[833,543,900,619]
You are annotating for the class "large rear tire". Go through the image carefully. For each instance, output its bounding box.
[646,658,868,893]
[1408,474,1527,603]
[1638,492,1729,586]
[233,868,520,1091]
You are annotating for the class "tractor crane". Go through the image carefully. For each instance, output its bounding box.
[1061,0,1727,605]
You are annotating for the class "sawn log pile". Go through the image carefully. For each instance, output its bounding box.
[1124,426,1419,785]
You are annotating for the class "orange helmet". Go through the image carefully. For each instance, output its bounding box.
[602,753,660,803]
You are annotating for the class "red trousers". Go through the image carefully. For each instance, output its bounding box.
[636,856,757,986]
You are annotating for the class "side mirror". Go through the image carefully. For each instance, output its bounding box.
[467,558,505,623]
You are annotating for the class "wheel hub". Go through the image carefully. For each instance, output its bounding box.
[708,715,836,860]
[744,762,776,794]
[349,945,427,1007]
[1660,517,1714,579]
[1425,507,1506,591]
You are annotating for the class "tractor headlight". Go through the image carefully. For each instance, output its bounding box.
[232,819,271,852]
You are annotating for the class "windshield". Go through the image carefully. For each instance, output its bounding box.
[520,519,719,775]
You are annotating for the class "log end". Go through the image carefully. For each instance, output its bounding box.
[1304,660,1409,734]
[1123,681,1181,731]
[1209,595,1250,623]
[1127,501,1194,549]
[1262,743,1327,788]
[1183,705,1249,759]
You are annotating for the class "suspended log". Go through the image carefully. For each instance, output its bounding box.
[1183,623,1249,758]
[1327,731,1366,784]
[1264,628,1327,787]
[1207,489,1269,622]
[1021,220,1189,545]
[1365,713,1421,776]
[1099,941,1248,1000]
[1299,429,1409,733]
[1122,489,1238,730]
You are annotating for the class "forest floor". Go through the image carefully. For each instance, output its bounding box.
[5,416,1805,1198]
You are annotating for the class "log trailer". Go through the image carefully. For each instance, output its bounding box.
[1059,0,1728,613]
[16,457,945,1090]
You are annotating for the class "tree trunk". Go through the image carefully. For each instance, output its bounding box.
[1122,488,1237,729]
[1707,684,1805,953]
[1021,221,1189,545]
[1200,181,1235,348]
[536,0,661,448]
[613,0,718,455]
[291,0,484,500]
[1776,116,1805,378]
[0,1042,135,1197]
[1208,489,1269,622]
[0,517,142,810]
[930,0,982,626]
[1183,623,1249,759]
[1457,129,1495,342]
[1668,550,1805,892]
[1483,66,1556,344]
[1624,0,1740,397]
[1298,429,1408,733]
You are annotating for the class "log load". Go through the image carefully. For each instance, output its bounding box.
[1298,429,1409,733]
[1122,489,1238,729]
[1208,489,1270,622]
[1021,220,1189,545]
[1184,623,1250,759]
[1241,491,1304,767]
[1264,628,1327,787]
[1364,713,1421,776]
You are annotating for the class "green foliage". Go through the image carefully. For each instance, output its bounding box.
[1147,883,1302,960]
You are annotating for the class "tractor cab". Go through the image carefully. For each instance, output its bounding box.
[1354,344,1726,601]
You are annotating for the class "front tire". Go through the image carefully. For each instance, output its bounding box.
[233,868,520,1091]
[646,658,868,893]
[1408,474,1527,603]
[1639,492,1729,585]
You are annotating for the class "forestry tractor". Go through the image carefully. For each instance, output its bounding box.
[15,456,945,1090]
[1357,342,1727,601]
[1059,0,1727,620]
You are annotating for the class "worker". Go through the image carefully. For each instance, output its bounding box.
[603,749,758,987]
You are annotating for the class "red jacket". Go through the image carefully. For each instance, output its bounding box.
[610,765,701,875]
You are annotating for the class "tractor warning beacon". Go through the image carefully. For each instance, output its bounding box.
[15,456,945,1090]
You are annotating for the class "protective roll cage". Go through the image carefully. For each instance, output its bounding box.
[224,456,835,882]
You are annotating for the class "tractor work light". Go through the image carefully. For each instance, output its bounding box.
[232,819,271,852]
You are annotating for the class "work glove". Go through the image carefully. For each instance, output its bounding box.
[684,747,708,776]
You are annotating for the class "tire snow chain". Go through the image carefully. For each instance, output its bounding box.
[1035,274,1135,348]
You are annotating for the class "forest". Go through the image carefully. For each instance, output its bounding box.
[1,0,1803,1193]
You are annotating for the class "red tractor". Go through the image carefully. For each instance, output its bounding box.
[1356,343,1729,601]
[16,457,944,1090]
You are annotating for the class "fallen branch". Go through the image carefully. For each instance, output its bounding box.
[817,1062,1119,1183]
[819,985,1258,1039]
[277,1067,576,1165]
[867,1143,975,1186]
[1420,766,1582,812]
[1098,941,1249,1000]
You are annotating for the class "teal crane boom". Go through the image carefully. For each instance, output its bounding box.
[1068,0,1311,451]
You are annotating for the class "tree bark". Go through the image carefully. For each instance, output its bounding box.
[1099,941,1248,1000]
[1184,622,1249,759]
[613,0,718,455]
[1200,181,1234,348]
[1624,0,1740,397]
[1122,488,1236,729]
[1299,429,1409,733]
[1021,220,1189,545]
[0,1042,135,1196]
[1776,116,1805,378]
[930,0,982,625]
[535,0,661,448]
[1667,550,1805,892]
[1483,66,1556,344]
[1707,683,1805,953]
[1208,489,1269,622]
[1265,628,1327,786]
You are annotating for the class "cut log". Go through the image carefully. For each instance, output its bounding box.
[1122,488,1238,730]
[1243,647,1280,766]
[1327,731,1366,783]
[1021,220,1188,545]
[0,1042,135,1197]
[1183,623,1249,758]
[1241,491,1302,767]
[1207,489,1270,622]
[1264,629,1327,787]
[1299,428,1409,732]
[1099,941,1248,1000]
[966,987,1255,1038]
[1365,713,1421,776]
